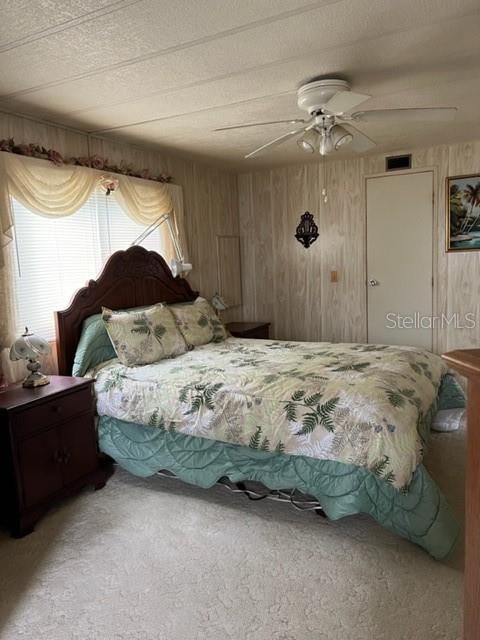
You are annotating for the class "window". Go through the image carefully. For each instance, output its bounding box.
[12,189,166,339]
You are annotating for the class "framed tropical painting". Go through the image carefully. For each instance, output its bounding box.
[447,174,480,252]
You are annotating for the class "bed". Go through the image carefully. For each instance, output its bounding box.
[55,246,462,559]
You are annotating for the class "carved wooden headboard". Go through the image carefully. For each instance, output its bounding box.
[55,246,198,375]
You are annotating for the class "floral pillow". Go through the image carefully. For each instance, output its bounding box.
[170,297,228,347]
[102,304,187,366]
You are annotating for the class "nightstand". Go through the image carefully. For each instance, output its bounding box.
[0,376,112,537]
[227,322,270,339]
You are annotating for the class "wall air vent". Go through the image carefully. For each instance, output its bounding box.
[385,154,412,171]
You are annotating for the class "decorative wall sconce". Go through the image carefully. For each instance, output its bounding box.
[295,211,319,248]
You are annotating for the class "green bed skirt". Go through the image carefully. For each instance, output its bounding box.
[98,415,459,560]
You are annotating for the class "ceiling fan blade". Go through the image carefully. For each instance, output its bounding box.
[214,119,305,132]
[342,123,376,153]
[244,126,307,159]
[351,107,457,123]
[324,90,370,115]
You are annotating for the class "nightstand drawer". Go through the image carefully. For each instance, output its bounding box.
[12,386,92,438]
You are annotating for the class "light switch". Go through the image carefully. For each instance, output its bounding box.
[330,270,338,283]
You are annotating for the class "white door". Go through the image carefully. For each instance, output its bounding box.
[366,171,433,349]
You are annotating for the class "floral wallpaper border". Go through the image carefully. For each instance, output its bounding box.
[0,137,172,183]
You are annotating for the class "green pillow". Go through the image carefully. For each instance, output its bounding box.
[72,313,116,376]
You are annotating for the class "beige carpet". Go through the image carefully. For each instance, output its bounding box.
[0,429,465,640]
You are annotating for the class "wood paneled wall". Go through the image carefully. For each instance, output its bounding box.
[0,112,240,322]
[3,110,480,351]
[238,141,480,353]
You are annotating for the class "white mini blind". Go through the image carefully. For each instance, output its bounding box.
[12,189,166,340]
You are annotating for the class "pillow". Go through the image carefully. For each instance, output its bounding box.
[72,304,159,375]
[102,303,187,366]
[437,373,466,410]
[72,313,116,376]
[170,297,228,347]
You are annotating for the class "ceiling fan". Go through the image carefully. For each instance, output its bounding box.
[213,78,457,159]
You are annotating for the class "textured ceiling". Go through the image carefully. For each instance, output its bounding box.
[1,0,480,168]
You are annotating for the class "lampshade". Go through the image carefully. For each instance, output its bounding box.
[10,327,51,388]
[211,293,228,311]
[297,130,317,153]
[319,132,334,156]
[331,125,353,150]
[10,328,50,361]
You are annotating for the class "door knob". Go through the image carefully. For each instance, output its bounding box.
[368,279,379,287]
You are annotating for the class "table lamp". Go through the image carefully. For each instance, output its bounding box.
[10,327,51,388]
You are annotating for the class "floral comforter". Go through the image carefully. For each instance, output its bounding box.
[91,338,447,490]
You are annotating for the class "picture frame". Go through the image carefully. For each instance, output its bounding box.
[446,173,480,252]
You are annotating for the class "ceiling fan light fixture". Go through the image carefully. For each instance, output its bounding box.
[331,125,353,150]
[318,132,334,156]
[297,130,318,153]
[214,77,456,160]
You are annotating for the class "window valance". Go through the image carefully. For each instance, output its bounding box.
[0,151,187,265]
[0,150,188,383]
